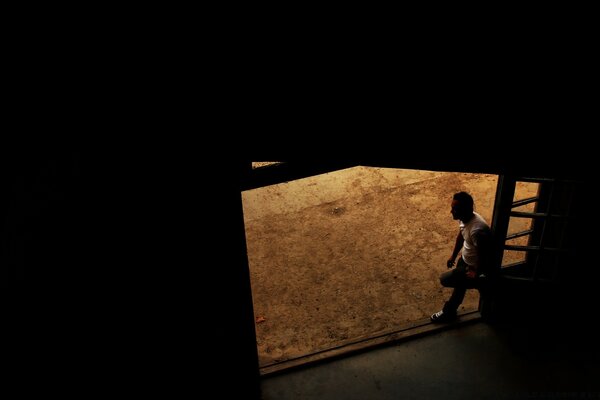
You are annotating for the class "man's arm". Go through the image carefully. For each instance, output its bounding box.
[447,231,464,268]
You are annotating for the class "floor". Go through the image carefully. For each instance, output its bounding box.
[260,320,600,400]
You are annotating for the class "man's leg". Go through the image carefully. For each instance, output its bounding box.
[434,260,470,320]
[443,287,467,315]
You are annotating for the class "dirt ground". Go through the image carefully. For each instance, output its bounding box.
[242,166,536,367]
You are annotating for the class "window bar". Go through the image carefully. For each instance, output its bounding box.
[511,196,539,209]
[504,245,567,252]
[510,211,548,218]
[531,181,555,281]
[509,211,571,219]
[516,177,556,183]
[506,229,534,241]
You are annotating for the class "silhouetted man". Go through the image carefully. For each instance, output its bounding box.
[431,191,492,323]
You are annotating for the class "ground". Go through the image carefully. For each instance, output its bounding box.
[242,166,535,367]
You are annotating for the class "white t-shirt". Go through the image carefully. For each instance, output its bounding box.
[460,212,491,268]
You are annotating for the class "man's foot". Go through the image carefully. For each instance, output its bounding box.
[430,310,457,323]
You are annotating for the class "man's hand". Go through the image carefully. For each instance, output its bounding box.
[446,258,455,269]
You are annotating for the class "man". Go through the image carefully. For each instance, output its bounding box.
[430,191,492,323]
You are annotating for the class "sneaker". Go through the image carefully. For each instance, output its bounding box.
[430,310,457,323]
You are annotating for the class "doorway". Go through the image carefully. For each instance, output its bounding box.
[242,166,499,371]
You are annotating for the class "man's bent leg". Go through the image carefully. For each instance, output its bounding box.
[440,268,463,287]
[433,260,470,322]
[443,287,466,315]
[439,260,469,316]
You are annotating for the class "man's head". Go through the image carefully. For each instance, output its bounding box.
[451,191,474,221]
